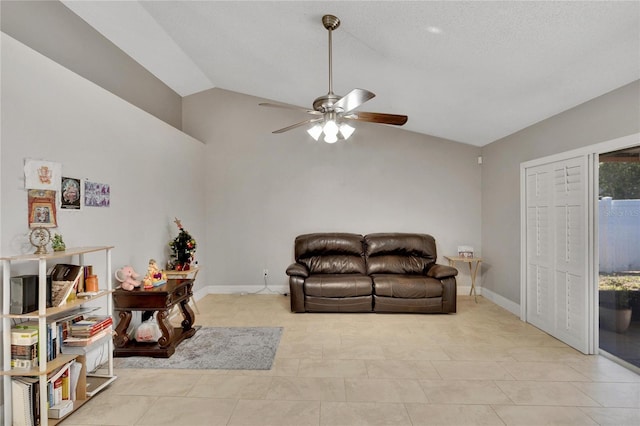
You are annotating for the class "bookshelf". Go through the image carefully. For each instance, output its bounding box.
[1,246,117,425]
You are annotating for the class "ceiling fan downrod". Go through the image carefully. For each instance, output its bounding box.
[323,14,340,96]
[313,15,341,113]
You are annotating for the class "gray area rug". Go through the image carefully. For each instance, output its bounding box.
[114,327,283,370]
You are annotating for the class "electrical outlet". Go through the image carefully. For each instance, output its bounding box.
[263,268,268,277]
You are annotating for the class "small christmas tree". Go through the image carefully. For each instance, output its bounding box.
[169,218,197,270]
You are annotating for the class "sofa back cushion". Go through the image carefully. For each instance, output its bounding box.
[365,233,436,275]
[295,233,366,274]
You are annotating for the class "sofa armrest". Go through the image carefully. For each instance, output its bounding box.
[286,263,309,278]
[426,264,458,279]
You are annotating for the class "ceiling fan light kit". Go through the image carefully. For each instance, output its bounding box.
[260,14,408,143]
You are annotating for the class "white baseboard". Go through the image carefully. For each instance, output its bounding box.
[194,284,289,298]
[457,285,474,297]
[194,284,520,318]
[481,286,520,316]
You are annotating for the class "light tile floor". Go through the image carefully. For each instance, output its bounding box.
[64,295,640,425]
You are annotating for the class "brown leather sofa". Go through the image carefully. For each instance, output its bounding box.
[286,233,458,313]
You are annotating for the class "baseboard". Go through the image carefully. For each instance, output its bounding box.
[457,285,474,297]
[194,284,520,317]
[195,284,289,297]
[481,286,520,316]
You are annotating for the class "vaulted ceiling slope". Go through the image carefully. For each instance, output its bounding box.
[62,1,639,147]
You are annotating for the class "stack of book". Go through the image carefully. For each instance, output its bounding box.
[46,360,81,418]
[14,319,62,363]
[10,328,38,370]
[64,315,113,346]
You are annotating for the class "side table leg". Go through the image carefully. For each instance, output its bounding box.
[156,310,174,348]
[113,311,132,348]
[468,262,475,299]
[179,298,196,332]
[470,261,481,303]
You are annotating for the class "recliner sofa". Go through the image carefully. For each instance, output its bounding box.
[286,233,458,313]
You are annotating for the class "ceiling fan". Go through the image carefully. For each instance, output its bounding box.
[259,14,408,143]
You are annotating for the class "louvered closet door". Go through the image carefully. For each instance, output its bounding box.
[524,156,590,354]
[525,164,555,333]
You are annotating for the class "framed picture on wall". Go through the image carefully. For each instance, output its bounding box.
[28,189,57,228]
[60,177,82,210]
[84,181,110,207]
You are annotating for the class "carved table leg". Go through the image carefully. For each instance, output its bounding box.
[156,310,174,348]
[113,310,132,348]
[179,298,195,332]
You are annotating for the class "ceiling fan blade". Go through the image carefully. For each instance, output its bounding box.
[333,88,375,114]
[272,118,323,134]
[344,111,408,126]
[259,102,322,115]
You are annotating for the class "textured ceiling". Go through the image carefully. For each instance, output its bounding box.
[62,1,640,146]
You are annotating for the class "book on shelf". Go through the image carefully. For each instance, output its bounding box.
[48,400,73,419]
[63,326,113,347]
[11,358,38,370]
[11,343,38,360]
[11,328,38,345]
[69,315,113,337]
[11,342,38,370]
[15,318,63,362]
[46,359,79,407]
[11,328,39,369]
[10,274,50,314]
[68,360,83,400]
[49,264,83,307]
[12,376,40,426]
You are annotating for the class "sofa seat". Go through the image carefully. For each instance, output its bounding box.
[372,275,443,298]
[374,295,444,313]
[305,274,372,297]
[305,295,373,312]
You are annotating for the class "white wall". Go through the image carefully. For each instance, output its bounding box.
[0,33,206,286]
[481,80,640,305]
[183,88,482,292]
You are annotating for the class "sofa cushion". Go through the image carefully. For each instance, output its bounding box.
[374,295,443,313]
[305,274,372,297]
[306,295,372,312]
[365,233,436,275]
[372,275,443,298]
[295,233,366,274]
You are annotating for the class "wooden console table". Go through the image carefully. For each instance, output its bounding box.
[112,279,196,358]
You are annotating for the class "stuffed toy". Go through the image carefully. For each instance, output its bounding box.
[115,265,141,291]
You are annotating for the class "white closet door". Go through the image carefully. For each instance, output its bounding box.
[523,156,590,354]
[525,166,554,333]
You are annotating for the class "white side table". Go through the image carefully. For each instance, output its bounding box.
[444,256,482,303]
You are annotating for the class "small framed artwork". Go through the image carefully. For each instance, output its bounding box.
[457,245,474,258]
[84,181,110,207]
[60,177,82,210]
[28,189,57,228]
